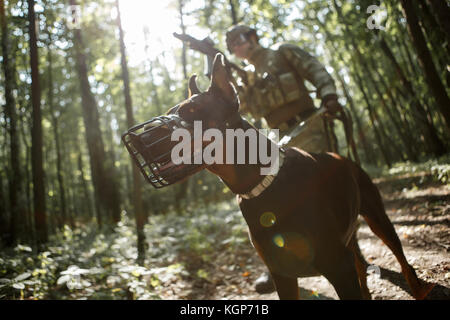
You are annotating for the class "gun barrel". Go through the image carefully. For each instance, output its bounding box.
[173,33,220,58]
[173,32,248,84]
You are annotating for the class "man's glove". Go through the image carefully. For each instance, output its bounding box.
[322,94,343,116]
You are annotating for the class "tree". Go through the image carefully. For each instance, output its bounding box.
[400,0,450,131]
[175,0,190,213]
[69,0,121,227]
[229,0,238,25]
[28,0,48,246]
[115,0,146,264]
[47,31,67,229]
[1,0,24,246]
[426,0,450,48]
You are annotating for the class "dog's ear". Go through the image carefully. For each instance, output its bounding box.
[208,53,238,106]
[188,74,200,97]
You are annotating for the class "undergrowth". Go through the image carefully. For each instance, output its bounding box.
[0,201,249,300]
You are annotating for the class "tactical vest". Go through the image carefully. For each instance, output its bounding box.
[242,46,316,125]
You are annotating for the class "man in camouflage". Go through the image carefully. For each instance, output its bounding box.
[226,25,342,153]
[226,25,343,294]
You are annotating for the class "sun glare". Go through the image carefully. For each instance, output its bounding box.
[116,0,206,70]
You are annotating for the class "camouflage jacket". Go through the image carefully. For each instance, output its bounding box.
[238,44,337,129]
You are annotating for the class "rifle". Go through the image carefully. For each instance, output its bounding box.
[173,32,248,85]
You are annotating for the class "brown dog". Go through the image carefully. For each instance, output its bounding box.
[128,54,434,299]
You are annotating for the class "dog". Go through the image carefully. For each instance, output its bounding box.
[125,53,435,300]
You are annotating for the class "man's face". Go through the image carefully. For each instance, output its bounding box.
[230,35,253,60]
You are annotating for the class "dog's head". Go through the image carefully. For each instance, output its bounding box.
[175,53,239,129]
[123,53,241,188]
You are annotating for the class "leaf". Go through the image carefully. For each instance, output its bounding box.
[131,270,141,277]
[196,269,209,280]
[56,275,71,285]
[61,265,90,276]
[12,282,25,290]
[14,272,31,282]
[15,245,32,252]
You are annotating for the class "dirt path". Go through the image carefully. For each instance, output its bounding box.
[159,171,449,300]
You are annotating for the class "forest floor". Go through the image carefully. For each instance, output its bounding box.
[0,159,449,300]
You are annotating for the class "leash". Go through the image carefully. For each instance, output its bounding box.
[278,105,360,165]
[324,107,361,165]
[278,107,327,147]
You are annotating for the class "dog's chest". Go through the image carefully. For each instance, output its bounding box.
[242,208,319,278]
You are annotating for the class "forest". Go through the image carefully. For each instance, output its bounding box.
[0,0,449,300]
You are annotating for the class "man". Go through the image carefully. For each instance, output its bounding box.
[225,25,343,294]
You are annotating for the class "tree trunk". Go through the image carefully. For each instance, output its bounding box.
[338,78,374,164]
[47,31,67,228]
[378,34,446,156]
[401,0,450,131]
[366,57,415,161]
[352,65,392,167]
[338,52,391,166]
[330,1,393,165]
[426,0,450,46]
[333,0,446,157]
[229,0,238,24]
[176,0,189,212]
[0,172,8,245]
[328,55,375,164]
[28,0,48,246]
[318,16,377,165]
[143,28,163,116]
[77,151,93,223]
[115,0,146,264]
[178,0,188,82]
[19,111,34,240]
[69,0,121,227]
[370,56,419,154]
[1,0,25,246]
[417,0,450,62]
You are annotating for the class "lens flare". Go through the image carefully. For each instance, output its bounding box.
[260,211,276,227]
[272,232,314,262]
[273,234,285,248]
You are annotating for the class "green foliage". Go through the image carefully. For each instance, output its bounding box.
[384,154,450,184]
[0,201,249,299]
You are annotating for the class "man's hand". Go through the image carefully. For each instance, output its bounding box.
[323,96,343,116]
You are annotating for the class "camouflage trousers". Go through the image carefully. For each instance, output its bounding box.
[284,115,330,153]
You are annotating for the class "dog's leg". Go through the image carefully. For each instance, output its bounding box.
[362,213,435,299]
[349,235,371,300]
[315,243,363,300]
[271,273,299,300]
[358,169,435,299]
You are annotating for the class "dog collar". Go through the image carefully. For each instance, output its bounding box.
[239,150,285,200]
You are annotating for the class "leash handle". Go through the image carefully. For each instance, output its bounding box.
[321,102,361,165]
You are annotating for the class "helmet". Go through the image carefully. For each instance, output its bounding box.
[225,25,258,53]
